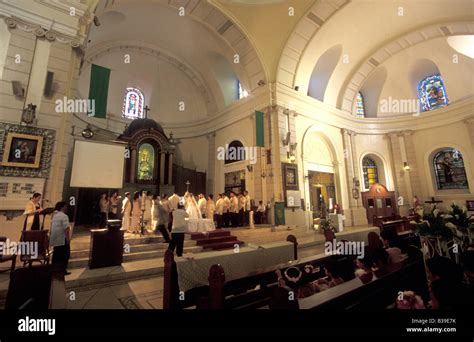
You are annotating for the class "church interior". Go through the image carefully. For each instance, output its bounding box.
[0,0,473,330]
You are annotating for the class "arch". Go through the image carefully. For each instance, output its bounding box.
[307,45,342,102]
[208,52,240,106]
[430,147,469,191]
[338,21,473,113]
[300,125,344,214]
[122,87,145,119]
[224,140,246,164]
[356,67,387,118]
[424,144,472,195]
[359,152,390,191]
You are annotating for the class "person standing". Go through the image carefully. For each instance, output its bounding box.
[206,194,216,225]
[153,195,171,243]
[222,193,230,227]
[215,194,224,228]
[99,193,109,228]
[131,192,142,234]
[24,192,43,230]
[255,201,266,224]
[238,193,245,227]
[167,193,180,232]
[198,194,207,218]
[229,192,239,227]
[169,204,188,256]
[144,191,153,231]
[121,192,132,233]
[244,190,251,226]
[109,191,120,220]
[50,201,71,275]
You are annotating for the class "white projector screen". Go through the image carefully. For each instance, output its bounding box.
[70,140,125,188]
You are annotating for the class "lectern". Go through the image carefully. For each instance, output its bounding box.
[89,220,124,269]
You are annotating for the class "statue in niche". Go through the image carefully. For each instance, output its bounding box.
[137,143,154,181]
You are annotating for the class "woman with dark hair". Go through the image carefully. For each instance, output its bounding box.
[108,191,120,220]
[367,232,384,254]
[23,192,43,230]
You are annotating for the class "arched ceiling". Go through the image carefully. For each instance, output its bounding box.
[277,0,474,111]
[86,0,268,115]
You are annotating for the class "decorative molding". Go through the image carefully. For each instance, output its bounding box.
[2,15,82,47]
[0,123,56,178]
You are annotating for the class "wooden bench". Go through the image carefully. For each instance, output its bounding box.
[163,235,299,309]
[5,264,66,309]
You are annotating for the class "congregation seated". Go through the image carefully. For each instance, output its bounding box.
[426,256,474,309]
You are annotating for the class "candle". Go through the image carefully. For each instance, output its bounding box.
[141,191,146,210]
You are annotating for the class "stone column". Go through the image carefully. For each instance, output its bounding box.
[464,117,474,148]
[160,151,166,185]
[168,153,173,185]
[207,134,216,195]
[130,148,137,183]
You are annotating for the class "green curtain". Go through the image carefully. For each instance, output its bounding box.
[88,64,110,118]
[274,202,286,225]
[255,111,264,147]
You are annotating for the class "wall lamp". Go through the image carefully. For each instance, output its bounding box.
[403,162,411,171]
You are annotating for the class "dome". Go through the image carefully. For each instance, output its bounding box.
[122,118,165,137]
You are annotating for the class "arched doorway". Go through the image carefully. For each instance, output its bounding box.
[301,130,341,222]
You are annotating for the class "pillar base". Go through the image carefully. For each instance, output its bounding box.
[344,207,368,227]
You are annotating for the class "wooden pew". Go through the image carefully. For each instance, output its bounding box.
[373,214,401,228]
[163,235,299,309]
[5,264,67,309]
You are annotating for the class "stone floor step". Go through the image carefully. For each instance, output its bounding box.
[202,240,244,250]
[188,230,231,240]
[195,235,239,246]
[68,245,203,269]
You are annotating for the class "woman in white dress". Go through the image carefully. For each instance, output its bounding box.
[184,192,202,219]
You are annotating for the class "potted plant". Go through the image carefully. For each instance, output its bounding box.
[415,206,454,257]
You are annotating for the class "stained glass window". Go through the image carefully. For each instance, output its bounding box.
[356,92,365,118]
[238,80,248,99]
[418,75,449,112]
[122,87,144,119]
[137,143,154,181]
[433,149,469,190]
[363,157,379,189]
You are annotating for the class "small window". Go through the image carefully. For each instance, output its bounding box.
[362,157,379,189]
[356,92,365,118]
[225,140,245,164]
[122,87,145,119]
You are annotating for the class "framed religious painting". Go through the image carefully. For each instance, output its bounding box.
[282,162,299,191]
[1,132,43,168]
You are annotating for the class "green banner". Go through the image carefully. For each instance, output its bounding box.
[274,202,286,225]
[255,111,264,147]
[88,64,110,118]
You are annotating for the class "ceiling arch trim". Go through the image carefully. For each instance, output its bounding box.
[276,0,350,90]
[84,40,218,114]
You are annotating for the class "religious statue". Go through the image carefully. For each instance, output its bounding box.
[440,155,454,183]
[138,148,153,180]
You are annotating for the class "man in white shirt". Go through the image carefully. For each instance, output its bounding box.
[238,193,246,227]
[244,190,251,226]
[215,194,224,228]
[198,193,207,218]
[222,193,230,227]
[229,192,239,227]
[50,201,71,275]
[169,204,189,256]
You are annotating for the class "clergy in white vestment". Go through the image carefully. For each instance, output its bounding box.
[168,193,180,211]
[222,194,231,227]
[244,190,251,226]
[229,192,239,227]
[121,192,132,232]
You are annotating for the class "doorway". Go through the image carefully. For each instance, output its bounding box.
[308,171,337,219]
